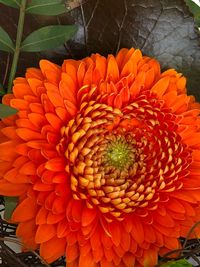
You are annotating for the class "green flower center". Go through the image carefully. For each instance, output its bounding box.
[103,136,135,170]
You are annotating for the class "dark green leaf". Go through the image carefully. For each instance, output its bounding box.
[26,0,67,16]
[0,83,5,96]
[185,0,200,26]
[20,25,78,52]
[159,259,192,267]
[0,104,17,118]
[61,0,200,100]
[4,196,18,220]
[185,0,200,16]
[0,26,15,52]
[0,0,20,8]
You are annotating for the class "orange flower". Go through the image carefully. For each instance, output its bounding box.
[1,48,200,267]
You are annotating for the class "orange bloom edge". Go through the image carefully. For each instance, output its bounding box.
[1,47,200,267]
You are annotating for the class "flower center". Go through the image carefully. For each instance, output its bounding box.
[103,136,135,170]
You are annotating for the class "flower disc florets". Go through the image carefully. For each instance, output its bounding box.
[1,48,200,267]
[103,134,135,170]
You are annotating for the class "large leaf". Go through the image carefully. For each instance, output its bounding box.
[185,0,200,26]
[26,0,67,16]
[0,0,20,8]
[0,104,17,118]
[20,25,78,52]
[0,26,15,52]
[4,196,18,220]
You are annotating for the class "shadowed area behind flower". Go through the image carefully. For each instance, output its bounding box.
[1,48,200,267]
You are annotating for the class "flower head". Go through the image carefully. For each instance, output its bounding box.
[1,48,200,267]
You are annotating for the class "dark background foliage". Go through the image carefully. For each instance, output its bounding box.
[0,0,200,98]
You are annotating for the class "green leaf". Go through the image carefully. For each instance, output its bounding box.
[20,25,78,52]
[185,0,200,26]
[0,0,20,8]
[0,104,17,118]
[0,83,5,96]
[160,259,192,267]
[26,0,67,16]
[0,26,15,52]
[4,196,18,220]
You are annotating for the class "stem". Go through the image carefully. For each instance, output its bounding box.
[7,0,27,93]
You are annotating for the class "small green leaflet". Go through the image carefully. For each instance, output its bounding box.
[20,25,78,52]
[0,27,15,53]
[159,259,192,267]
[0,0,20,8]
[4,196,18,220]
[0,104,17,118]
[26,0,67,16]
[185,0,200,26]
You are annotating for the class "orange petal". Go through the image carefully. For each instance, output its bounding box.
[151,77,170,98]
[12,197,37,222]
[143,225,156,243]
[16,128,42,141]
[123,252,135,267]
[167,198,185,213]
[10,99,29,110]
[36,206,48,224]
[55,107,71,122]
[20,161,36,175]
[47,212,65,224]
[92,244,103,262]
[79,251,97,267]
[45,157,66,171]
[4,168,29,183]
[16,219,36,240]
[59,79,77,105]
[170,190,197,203]
[109,221,121,246]
[154,212,174,227]
[29,102,44,114]
[163,236,180,250]
[16,220,38,250]
[184,133,200,147]
[66,243,79,262]
[35,224,56,243]
[81,206,97,227]
[40,60,61,84]
[40,236,66,263]
[0,140,18,161]
[131,216,144,244]
[26,67,43,80]
[45,83,64,107]
[57,219,70,238]
[1,126,18,139]
[0,180,28,196]
[121,231,131,251]
[100,257,115,267]
[28,113,47,128]
[0,161,12,176]
[13,82,33,98]
[106,55,119,83]
[116,48,130,70]
[143,248,158,267]
[27,78,44,95]
[94,54,107,80]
